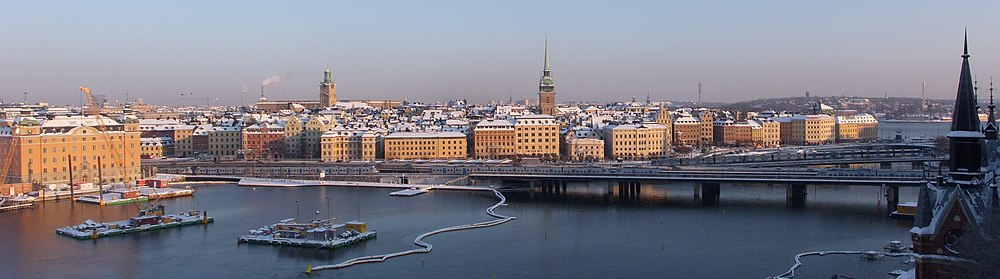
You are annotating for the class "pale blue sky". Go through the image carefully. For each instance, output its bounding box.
[2,1,1000,106]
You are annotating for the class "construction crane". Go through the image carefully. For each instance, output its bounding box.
[0,122,22,195]
[80,87,161,210]
[180,93,219,107]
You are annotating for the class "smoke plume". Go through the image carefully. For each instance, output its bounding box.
[261,75,284,87]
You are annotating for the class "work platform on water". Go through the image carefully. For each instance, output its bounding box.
[56,206,213,240]
[237,218,375,249]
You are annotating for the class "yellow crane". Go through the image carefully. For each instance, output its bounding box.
[0,121,22,195]
[80,87,160,209]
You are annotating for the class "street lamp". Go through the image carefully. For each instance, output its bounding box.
[326,196,331,220]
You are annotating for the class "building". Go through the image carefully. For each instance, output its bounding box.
[208,125,241,159]
[911,37,999,278]
[302,115,335,159]
[697,111,715,146]
[242,123,285,161]
[834,113,879,142]
[173,125,195,157]
[750,119,781,147]
[383,132,466,160]
[604,122,669,160]
[283,116,303,158]
[255,68,336,113]
[537,39,556,116]
[319,67,337,107]
[673,116,702,146]
[514,115,560,159]
[713,120,751,146]
[140,137,174,159]
[320,128,378,162]
[773,114,835,145]
[0,115,141,192]
[473,119,516,159]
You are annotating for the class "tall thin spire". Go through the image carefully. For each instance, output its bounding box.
[986,77,998,140]
[543,37,550,72]
[963,29,969,58]
[950,32,981,132]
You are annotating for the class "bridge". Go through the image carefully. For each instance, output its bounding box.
[448,165,939,210]
[664,143,944,168]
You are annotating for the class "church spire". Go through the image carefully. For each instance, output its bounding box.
[950,31,981,132]
[947,31,986,184]
[544,37,550,72]
[986,77,998,140]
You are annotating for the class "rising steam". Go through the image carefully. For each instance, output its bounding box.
[261,75,284,87]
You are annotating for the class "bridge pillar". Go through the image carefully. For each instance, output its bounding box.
[787,184,807,208]
[561,181,567,195]
[885,186,899,213]
[880,162,892,170]
[701,183,720,207]
[634,182,641,202]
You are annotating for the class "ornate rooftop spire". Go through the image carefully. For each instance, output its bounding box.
[544,36,550,72]
[950,31,982,133]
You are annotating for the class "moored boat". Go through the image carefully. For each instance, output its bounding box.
[0,195,36,212]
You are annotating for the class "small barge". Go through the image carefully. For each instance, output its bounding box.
[0,195,35,211]
[74,193,149,205]
[890,202,917,220]
[56,205,213,240]
[237,218,376,249]
[137,187,194,199]
[390,187,429,197]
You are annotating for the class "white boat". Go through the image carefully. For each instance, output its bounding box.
[0,195,36,211]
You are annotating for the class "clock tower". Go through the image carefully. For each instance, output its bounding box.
[319,67,337,107]
[538,39,556,116]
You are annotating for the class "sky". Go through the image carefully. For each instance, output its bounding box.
[3,1,1000,106]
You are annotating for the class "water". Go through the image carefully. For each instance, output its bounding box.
[878,121,951,139]
[1,182,918,278]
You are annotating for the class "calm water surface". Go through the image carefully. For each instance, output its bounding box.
[1,182,919,278]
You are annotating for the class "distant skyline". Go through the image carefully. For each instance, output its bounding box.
[4,1,1000,106]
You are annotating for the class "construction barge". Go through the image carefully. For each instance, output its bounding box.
[237,218,376,249]
[56,205,213,240]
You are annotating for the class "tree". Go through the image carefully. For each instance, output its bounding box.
[934,136,949,155]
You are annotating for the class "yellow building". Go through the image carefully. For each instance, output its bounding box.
[320,128,379,162]
[775,114,835,145]
[835,114,879,142]
[0,115,141,190]
[383,132,466,160]
[302,115,335,159]
[283,116,303,158]
[173,125,194,157]
[514,115,559,159]
[565,137,605,161]
[750,119,781,147]
[208,125,241,158]
[473,119,516,159]
[604,123,670,160]
[140,137,174,159]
